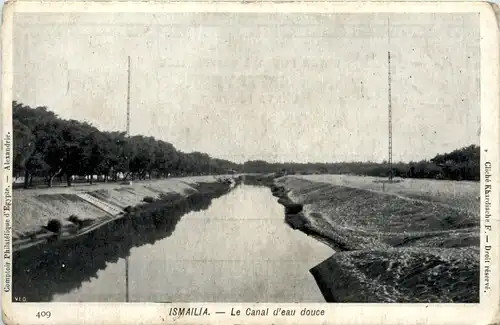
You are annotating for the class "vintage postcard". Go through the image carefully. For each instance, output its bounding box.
[1,1,499,324]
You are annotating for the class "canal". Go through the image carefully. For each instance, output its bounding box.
[18,184,334,302]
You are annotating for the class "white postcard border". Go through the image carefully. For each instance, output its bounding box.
[2,1,499,325]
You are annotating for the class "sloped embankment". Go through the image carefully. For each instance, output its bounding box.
[12,177,223,244]
[273,176,480,303]
[12,181,234,302]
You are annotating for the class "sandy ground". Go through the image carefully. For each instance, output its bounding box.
[12,176,227,240]
[275,175,480,302]
[297,174,479,213]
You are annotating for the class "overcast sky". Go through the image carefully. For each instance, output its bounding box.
[13,12,480,163]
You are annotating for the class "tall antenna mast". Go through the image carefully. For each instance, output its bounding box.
[127,56,131,137]
[387,18,393,182]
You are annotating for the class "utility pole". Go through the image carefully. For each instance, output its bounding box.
[127,56,131,137]
[388,51,393,182]
[387,18,393,182]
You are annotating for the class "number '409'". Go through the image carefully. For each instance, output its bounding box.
[36,311,51,318]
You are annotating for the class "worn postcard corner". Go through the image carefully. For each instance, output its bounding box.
[1,1,500,325]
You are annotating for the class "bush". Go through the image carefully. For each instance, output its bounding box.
[46,219,62,233]
[284,203,303,215]
[68,214,84,228]
[143,196,155,203]
[124,206,134,213]
[159,193,183,201]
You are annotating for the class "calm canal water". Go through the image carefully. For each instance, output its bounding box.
[51,184,333,302]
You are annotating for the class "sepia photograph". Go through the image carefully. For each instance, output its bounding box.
[1,2,499,324]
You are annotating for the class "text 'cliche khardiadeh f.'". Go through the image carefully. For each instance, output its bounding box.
[1,2,499,325]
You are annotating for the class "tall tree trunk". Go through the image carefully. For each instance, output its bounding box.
[48,168,62,188]
[23,170,30,189]
[66,174,73,187]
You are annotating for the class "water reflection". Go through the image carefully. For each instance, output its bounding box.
[12,186,229,302]
[14,185,333,302]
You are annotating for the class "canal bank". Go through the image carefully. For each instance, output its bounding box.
[12,176,236,250]
[268,175,480,303]
[243,174,343,250]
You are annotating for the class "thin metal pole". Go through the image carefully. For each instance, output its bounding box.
[127,56,131,137]
[387,18,393,182]
[388,51,392,181]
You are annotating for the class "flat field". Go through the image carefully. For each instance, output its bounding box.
[275,175,480,302]
[299,174,479,213]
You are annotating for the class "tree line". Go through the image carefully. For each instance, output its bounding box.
[241,144,480,181]
[12,101,480,189]
[13,102,238,188]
